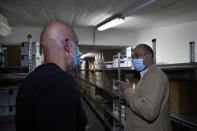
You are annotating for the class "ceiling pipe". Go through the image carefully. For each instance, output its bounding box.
[123,0,157,17]
[96,0,157,31]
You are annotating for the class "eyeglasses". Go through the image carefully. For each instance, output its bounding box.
[132,53,146,59]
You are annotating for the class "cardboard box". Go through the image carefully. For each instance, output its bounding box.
[96,80,104,87]
[7,45,21,66]
[104,72,118,87]
[103,51,117,61]
[89,72,95,83]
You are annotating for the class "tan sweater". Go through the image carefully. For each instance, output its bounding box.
[123,65,171,131]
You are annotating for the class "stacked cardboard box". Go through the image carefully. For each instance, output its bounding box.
[7,45,21,66]
[104,72,118,87]
[95,72,103,87]
[89,71,95,84]
[94,53,104,69]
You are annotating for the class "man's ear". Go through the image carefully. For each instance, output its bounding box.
[64,39,70,54]
[146,53,152,64]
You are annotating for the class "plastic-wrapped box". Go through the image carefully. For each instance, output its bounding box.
[113,55,118,68]
[105,61,113,68]
[127,57,132,67]
[94,59,104,69]
[126,46,132,58]
[120,58,128,67]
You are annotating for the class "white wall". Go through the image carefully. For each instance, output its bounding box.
[0,26,42,44]
[1,21,197,64]
[75,28,94,45]
[0,25,134,46]
[128,21,197,64]
[95,29,134,46]
[0,26,94,45]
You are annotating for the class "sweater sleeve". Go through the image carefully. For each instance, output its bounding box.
[123,74,166,122]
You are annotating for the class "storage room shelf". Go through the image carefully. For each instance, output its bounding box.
[80,67,134,72]
[158,62,197,70]
[170,113,197,129]
[0,73,28,82]
[104,87,123,98]
[0,66,28,70]
[105,108,124,127]
[80,62,197,72]
[77,75,123,97]
[77,60,197,131]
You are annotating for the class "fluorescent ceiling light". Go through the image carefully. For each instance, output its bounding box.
[97,17,125,31]
[0,14,12,36]
[96,0,156,31]
[81,53,97,59]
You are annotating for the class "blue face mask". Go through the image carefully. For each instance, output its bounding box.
[132,58,145,71]
[74,47,80,67]
[67,40,80,68]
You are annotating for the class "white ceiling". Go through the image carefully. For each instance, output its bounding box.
[0,0,197,31]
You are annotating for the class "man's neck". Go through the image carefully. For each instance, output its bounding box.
[44,54,67,71]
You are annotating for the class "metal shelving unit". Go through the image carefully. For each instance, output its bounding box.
[0,66,28,122]
[158,62,197,80]
[170,113,197,130]
[0,73,28,82]
[77,53,127,131]
[158,62,197,70]
[77,61,197,131]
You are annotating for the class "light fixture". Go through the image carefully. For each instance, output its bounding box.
[0,14,12,36]
[97,15,125,31]
[96,0,156,31]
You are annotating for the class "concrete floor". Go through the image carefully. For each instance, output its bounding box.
[81,98,105,131]
[0,98,105,131]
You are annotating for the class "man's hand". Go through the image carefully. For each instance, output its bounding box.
[85,124,92,131]
[116,79,130,91]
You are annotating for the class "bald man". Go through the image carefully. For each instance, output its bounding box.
[117,44,171,131]
[16,22,88,131]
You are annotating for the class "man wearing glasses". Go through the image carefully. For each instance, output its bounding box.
[117,44,171,131]
[16,22,88,131]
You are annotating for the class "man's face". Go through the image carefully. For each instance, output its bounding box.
[132,46,149,69]
[132,46,146,59]
[132,45,153,69]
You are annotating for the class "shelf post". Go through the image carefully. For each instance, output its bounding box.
[118,52,122,131]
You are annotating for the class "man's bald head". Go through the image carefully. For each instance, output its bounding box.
[40,22,78,50]
[135,44,154,58]
[40,22,78,71]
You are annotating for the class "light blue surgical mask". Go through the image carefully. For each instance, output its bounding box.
[74,47,80,67]
[67,41,80,68]
[132,58,145,71]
